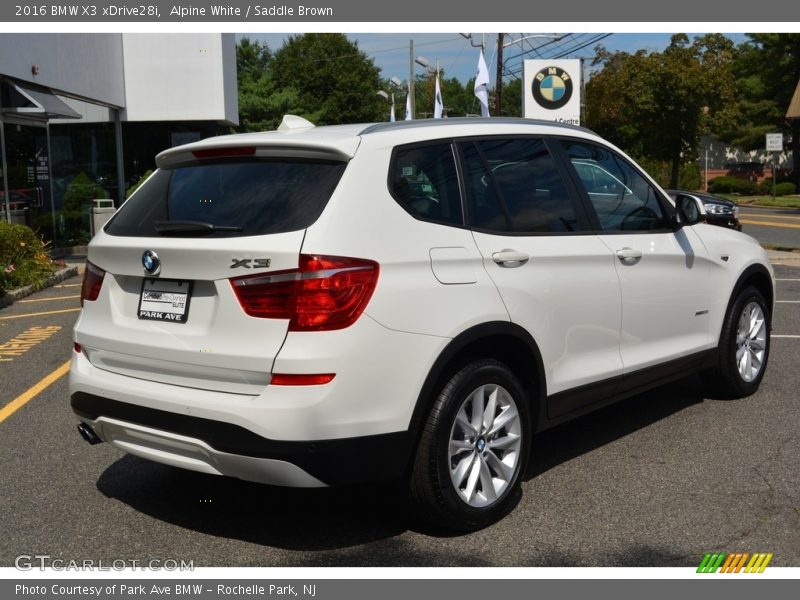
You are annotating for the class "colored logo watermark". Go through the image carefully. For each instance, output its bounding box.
[697,552,773,573]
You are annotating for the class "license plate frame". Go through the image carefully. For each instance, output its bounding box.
[138,278,193,324]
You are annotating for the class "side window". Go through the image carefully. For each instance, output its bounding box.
[561,140,670,232]
[460,138,582,234]
[390,143,463,226]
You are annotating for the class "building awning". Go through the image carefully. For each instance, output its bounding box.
[788,79,800,120]
[1,79,81,120]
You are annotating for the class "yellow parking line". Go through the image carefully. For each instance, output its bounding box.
[55,284,81,288]
[740,219,800,229]
[0,360,71,423]
[18,295,81,303]
[0,308,81,321]
[740,213,800,221]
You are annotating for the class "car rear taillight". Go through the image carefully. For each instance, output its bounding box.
[80,262,106,306]
[230,255,379,331]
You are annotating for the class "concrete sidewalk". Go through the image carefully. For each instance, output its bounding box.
[767,249,800,265]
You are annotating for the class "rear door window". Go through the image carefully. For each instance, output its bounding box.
[105,160,346,237]
[459,137,585,233]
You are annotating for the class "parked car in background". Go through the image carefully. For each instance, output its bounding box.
[71,117,773,530]
[667,189,742,231]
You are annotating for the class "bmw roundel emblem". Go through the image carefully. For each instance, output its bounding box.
[532,66,574,110]
[142,250,161,275]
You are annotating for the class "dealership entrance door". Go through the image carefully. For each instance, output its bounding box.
[1,77,81,245]
[1,119,53,238]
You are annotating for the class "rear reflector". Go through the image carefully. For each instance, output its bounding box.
[270,373,335,386]
[73,343,82,354]
[80,262,106,306]
[230,254,379,331]
[192,146,256,160]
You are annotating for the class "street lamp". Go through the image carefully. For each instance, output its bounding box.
[413,55,441,119]
[378,78,407,122]
[376,90,395,122]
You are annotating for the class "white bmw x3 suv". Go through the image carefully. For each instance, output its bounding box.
[71,116,773,530]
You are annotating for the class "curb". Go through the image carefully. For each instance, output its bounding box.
[0,266,80,309]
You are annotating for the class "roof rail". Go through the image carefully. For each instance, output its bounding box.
[359,117,596,136]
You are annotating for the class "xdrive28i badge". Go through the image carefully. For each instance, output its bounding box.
[532,66,573,110]
[142,250,161,275]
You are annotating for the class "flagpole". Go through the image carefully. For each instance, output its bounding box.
[408,39,415,120]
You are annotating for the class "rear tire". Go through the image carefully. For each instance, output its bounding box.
[409,359,531,531]
[704,286,770,399]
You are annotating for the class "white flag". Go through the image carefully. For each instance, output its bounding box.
[474,49,490,117]
[405,91,412,120]
[434,72,443,119]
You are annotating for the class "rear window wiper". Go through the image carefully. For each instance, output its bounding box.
[154,220,244,235]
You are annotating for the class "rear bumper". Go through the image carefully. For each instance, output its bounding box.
[72,392,412,486]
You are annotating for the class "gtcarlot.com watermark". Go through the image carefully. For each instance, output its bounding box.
[15,554,194,571]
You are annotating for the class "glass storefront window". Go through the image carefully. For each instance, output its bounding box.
[50,120,118,248]
[1,121,53,240]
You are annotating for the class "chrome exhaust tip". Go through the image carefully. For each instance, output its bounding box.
[77,422,102,445]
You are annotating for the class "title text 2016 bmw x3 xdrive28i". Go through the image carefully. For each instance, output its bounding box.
[71,116,773,530]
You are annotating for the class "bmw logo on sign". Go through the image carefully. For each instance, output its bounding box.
[532,66,573,110]
[142,250,161,275]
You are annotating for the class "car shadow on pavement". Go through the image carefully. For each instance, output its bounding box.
[96,456,411,551]
[526,375,705,480]
[95,376,706,552]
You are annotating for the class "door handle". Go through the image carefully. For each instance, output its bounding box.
[492,250,530,268]
[616,247,643,264]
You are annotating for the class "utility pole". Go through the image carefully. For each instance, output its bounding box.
[495,34,504,116]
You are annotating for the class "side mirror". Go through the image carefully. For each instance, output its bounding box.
[674,193,706,228]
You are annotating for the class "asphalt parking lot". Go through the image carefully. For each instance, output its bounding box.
[0,261,799,568]
[739,206,800,249]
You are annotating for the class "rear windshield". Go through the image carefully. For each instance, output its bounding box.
[105,159,347,238]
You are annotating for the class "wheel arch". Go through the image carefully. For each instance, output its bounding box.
[407,321,547,453]
[724,263,774,333]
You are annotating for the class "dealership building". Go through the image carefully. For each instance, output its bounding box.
[0,33,238,250]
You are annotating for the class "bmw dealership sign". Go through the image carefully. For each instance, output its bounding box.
[524,59,582,125]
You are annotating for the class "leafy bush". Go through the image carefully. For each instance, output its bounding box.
[0,222,58,295]
[769,182,797,196]
[707,176,761,195]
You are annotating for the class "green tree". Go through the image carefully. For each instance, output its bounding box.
[270,34,385,125]
[237,37,271,80]
[500,78,523,117]
[413,72,473,118]
[727,34,800,148]
[587,34,737,187]
[234,37,300,132]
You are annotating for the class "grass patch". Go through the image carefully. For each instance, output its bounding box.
[762,243,800,253]
[716,194,800,209]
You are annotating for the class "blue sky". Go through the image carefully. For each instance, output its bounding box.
[238,32,749,83]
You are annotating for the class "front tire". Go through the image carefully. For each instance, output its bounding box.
[704,286,770,399]
[410,359,531,531]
